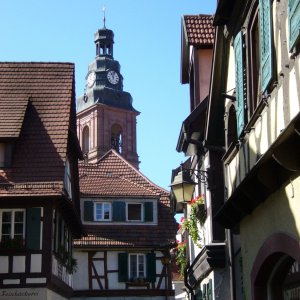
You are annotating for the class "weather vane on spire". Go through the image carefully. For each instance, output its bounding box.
[102,6,106,29]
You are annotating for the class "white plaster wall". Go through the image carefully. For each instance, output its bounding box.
[0,256,8,273]
[13,256,25,273]
[74,250,166,291]
[46,288,69,300]
[107,251,120,289]
[73,251,89,290]
[30,254,42,273]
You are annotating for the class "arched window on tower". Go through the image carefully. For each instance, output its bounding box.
[111,124,122,153]
[82,126,90,154]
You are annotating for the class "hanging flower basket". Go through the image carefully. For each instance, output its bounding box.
[181,195,206,246]
[195,203,207,225]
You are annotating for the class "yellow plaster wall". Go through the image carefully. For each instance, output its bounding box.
[240,175,300,300]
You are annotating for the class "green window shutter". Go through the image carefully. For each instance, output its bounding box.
[112,201,126,222]
[202,284,207,300]
[144,202,153,222]
[26,208,41,250]
[208,279,213,300]
[83,201,93,221]
[289,0,300,50]
[118,253,128,282]
[234,32,245,136]
[195,289,202,300]
[259,0,273,92]
[146,252,156,283]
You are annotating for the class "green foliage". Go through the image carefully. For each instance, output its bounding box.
[175,242,186,278]
[56,245,78,274]
[182,195,206,247]
[0,237,25,250]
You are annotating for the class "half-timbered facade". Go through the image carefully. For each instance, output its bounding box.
[0,63,84,299]
[72,150,176,299]
[172,15,230,299]
[212,0,300,299]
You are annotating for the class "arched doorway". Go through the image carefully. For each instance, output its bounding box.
[251,233,300,300]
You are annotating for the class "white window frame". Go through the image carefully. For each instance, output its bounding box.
[0,209,25,241]
[129,253,146,280]
[126,202,143,222]
[64,159,72,199]
[94,202,112,221]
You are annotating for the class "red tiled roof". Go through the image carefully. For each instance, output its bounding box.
[74,150,177,248]
[0,62,75,194]
[183,14,214,46]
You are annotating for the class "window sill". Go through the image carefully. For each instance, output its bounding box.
[126,281,150,289]
[222,141,240,165]
[244,96,268,134]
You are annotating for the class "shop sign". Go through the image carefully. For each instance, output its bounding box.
[0,288,45,299]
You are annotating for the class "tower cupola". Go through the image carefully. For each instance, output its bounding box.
[94,28,114,58]
[76,9,140,168]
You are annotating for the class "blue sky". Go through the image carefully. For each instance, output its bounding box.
[1,0,216,190]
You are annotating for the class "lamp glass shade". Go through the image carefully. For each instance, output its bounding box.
[170,171,196,203]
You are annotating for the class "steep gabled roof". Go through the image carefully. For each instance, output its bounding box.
[75,150,177,248]
[80,150,168,197]
[183,15,215,47]
[0,62,75,194]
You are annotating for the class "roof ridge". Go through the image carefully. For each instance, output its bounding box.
[98,149,169,195]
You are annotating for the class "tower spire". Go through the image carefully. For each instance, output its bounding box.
[102,6,106,29]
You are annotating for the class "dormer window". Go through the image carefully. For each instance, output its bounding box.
[83,199,156,224]
[0,143,12,168]
[127,203,142,222]
[95,202,111,221]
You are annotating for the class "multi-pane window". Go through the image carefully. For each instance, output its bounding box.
[127,203,142,221]
[84,200,154,223]
[95,202,111,221]
[129,254,145,279]
[0,210,25,241]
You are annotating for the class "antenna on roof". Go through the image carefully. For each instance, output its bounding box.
[102,6,106,29]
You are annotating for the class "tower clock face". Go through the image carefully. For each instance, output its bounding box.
[87,72,96,88]
[107,70,119,85]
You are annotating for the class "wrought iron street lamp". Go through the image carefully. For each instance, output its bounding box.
[170,164,208,203]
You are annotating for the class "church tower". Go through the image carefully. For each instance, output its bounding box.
[76,15,140,168]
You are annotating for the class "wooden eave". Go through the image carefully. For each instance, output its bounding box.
[186,243,226,288]
[213,0,236,26]
[176,97,208,155]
